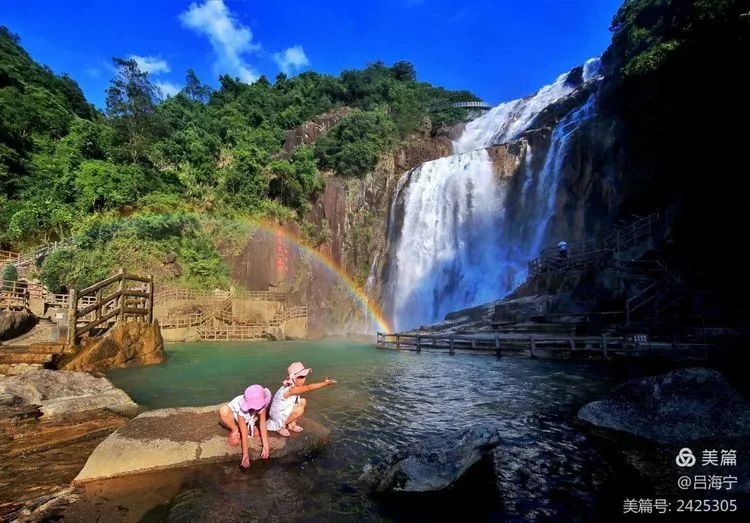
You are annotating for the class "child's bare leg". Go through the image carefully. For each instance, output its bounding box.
[219,405,240,446]
[286,399,306,430]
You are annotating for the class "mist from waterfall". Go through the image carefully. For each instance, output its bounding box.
[386,59,601,331]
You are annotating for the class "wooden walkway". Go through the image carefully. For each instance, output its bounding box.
[376,332,716,360]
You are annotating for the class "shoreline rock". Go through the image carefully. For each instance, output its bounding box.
[74,405,330,483]
[577,367,750,444]
[0,369,137,417]
[60,320,166,373]
[361,426,500,494]
[0,308,36,341]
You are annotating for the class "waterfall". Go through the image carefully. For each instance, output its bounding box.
[385,58,602,331]
[454,57,601,154]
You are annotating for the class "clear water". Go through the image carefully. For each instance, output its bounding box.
[95,341,657,521]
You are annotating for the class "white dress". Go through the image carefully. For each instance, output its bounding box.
[227,395,260,436]
[266,385,298,431]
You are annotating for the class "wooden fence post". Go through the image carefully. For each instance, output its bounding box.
[495,335,500,358]
[529,336,536,358]
[117,269,125,323]
[95,287,102,322]
[601,334,609,359]
[449,335,455,355]
[148,274,154,324]
[67,288,78,347]
[416,335,421,353]
[471,338,476,350]
[396,334,400,350]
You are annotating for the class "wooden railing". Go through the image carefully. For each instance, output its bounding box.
[529,249,611,278]
[154,287,287,305]
[159,298,232,328]
[538,211,662,261]
[68,270,154,346]
[0,250,20,264]
[376,331,715,359]
[198,325,267,341]
[0,280,28,310]
[269,306,308,326]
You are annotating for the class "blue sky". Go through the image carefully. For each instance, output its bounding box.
[1,0,622,108]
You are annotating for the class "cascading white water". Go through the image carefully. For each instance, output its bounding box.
[389,149,510,330]
[386,58,602,331]
[454,57,602,154]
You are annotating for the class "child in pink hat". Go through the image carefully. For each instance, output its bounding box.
[218,384,272,469]
[266,361,337,437]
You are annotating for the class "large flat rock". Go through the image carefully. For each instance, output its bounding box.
[0,369,137,417]
[74,405,330,483]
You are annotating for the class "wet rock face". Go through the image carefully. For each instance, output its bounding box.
[361,426,501,493]
[60,320,166,373]
[578,368,750,444]
[0,308,36,341]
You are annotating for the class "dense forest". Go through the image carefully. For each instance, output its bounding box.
[0,25,475,291]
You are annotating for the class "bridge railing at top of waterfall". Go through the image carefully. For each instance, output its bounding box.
[429,100,492,112]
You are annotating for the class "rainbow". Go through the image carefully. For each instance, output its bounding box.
[249,220,393,334]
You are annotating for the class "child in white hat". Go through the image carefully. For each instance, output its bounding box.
[266,361,336,437]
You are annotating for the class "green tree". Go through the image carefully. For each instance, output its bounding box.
[105,58,163,163]
[73,160,148,211]
[221,146,269,211]
[314,109,396,177]
[268,146,322,212]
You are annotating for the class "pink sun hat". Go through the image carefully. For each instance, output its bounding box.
[240,385,272,411]
[283,361,312,385]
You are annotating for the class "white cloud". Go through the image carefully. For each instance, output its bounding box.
[273,45,309,75]
[130,54,171,75]
[156,81,181,98]
[179,0,259,83]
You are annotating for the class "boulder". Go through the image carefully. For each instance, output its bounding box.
[60,320,166,373]
[74,405,330,483]
[360,426,500,493]
[0,308,36,341]
[0,369,137,417]
[578,368,750,443]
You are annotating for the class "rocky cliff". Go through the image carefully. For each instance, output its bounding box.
[224,121,456,336]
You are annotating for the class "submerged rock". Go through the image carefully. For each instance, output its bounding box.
[578,368,750,443]
[361,426,501,493]
[0,368,137,416]
[74,405,330,483]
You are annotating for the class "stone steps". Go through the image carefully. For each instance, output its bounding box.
[0,343,67,374]
[0,352,53,365]
[1,342,67,354]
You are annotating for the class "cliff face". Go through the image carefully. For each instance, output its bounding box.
[224,123,455,336]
